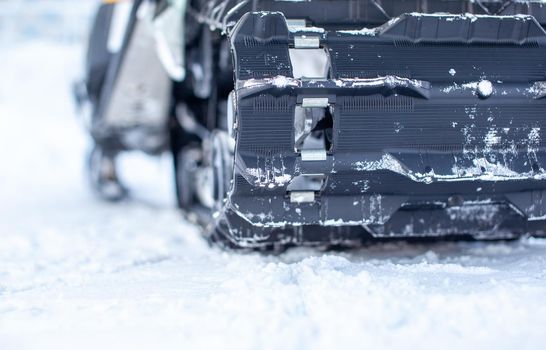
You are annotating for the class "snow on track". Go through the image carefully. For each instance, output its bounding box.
[1,3,546,350]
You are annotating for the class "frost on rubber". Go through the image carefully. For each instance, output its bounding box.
[213,10,546,248]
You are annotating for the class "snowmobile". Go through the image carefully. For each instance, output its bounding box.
[77,0,546,249]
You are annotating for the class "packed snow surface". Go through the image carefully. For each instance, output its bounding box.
[2,3,546,350]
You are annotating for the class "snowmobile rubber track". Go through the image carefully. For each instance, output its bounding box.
[212,11,546,248]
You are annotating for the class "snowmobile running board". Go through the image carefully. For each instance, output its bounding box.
[211,12,546,248]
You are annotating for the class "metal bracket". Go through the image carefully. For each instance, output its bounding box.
[294,35,320,49]
[301,149,327,161]
[301,97,329,108]
[290,191,316,204]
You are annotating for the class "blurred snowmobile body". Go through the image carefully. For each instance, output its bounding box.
[78,0,546,249]
[76,0,173,199]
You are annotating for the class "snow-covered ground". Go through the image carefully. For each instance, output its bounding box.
[1,2,546,350]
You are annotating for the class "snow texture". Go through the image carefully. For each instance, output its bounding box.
[477,80,493,98]
[241,75,426,90]
[2,3,546,350]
